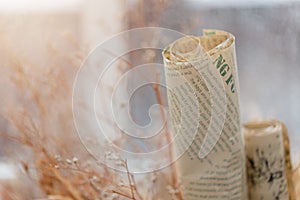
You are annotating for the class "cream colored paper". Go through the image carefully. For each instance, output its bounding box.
[244,120,295,200]
[162,30,248,200]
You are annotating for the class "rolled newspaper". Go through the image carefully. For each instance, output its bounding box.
[243,120,295,200]
[162,30,248,199]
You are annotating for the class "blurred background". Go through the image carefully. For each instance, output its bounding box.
[0,0,299,195]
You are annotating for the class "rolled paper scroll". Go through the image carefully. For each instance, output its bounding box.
[243,120,295,200]
[162,30,248,200]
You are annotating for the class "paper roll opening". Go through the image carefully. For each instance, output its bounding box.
[169,36,201,61]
